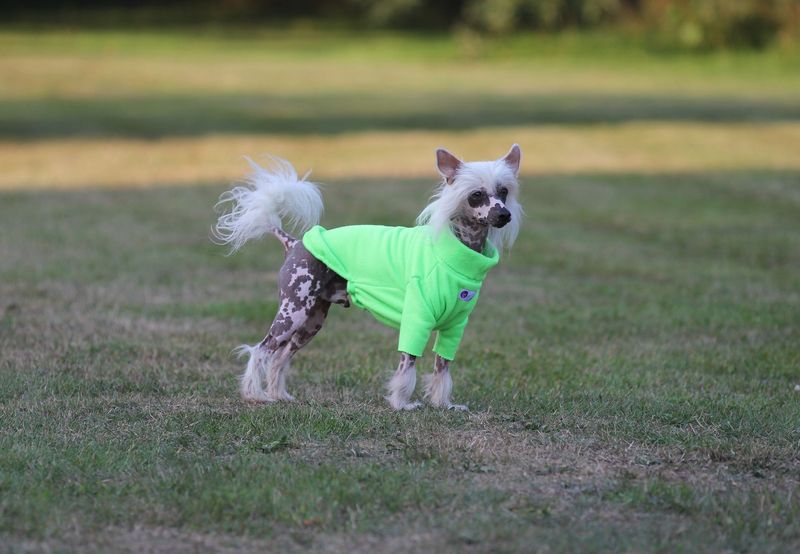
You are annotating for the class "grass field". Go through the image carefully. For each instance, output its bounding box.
[1,28,799,553]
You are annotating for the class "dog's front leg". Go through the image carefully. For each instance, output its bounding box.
[386,353,421,411]
[423,355,468,411]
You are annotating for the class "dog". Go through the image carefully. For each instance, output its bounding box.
[212,145,522,410]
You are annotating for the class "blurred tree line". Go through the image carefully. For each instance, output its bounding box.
[5,0,799,50]
[360,0,797,50]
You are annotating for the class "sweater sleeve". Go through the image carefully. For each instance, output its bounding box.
[432,316,469,361]
[397,277,436,357]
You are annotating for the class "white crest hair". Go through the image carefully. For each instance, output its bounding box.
[212,156,323,253]
[416,159,523,252]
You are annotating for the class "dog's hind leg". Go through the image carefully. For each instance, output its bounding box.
[241,299,322,403]
[239,335,294,403]
[239,242,336,403]
[238,297,311,402]
[263,341,295,402]
[264,296,332,402]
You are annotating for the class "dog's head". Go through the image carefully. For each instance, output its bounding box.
[419,144,523,251]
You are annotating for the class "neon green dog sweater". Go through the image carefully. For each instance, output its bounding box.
[302,225,499,360]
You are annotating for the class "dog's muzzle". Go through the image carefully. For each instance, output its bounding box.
[493,209,512,228]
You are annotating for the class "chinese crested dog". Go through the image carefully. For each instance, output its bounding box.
[213,145,522,410]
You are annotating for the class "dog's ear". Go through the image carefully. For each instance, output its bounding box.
[502,144,521,177]
[436,148,463,185]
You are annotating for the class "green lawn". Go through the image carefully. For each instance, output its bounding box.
[1,28,799,553]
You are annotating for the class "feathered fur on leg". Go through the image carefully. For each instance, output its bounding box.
[236,344,270,402]
[265,342,295,402]
[424,355,468,411]
[235,342,295,403]
[387,353,421,411]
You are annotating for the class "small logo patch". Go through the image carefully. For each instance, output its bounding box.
[458,289,477,302]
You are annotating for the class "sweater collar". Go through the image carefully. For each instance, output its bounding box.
[429,226,499,282]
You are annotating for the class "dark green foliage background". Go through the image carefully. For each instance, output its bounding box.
[5,1,799,50]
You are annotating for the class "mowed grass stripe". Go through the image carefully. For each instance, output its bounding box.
[2,122,800,189]
[1,29,798,98]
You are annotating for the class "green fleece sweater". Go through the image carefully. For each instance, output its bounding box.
[302,224,499,360]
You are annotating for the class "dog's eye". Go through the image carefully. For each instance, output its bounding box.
[497,187,508,200]
[470,191,484,199]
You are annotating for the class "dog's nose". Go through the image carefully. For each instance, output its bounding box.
[496,209,511,227]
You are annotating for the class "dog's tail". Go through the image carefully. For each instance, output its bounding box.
[212,156,323,253]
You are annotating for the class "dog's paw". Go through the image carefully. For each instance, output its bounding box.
[263,392,295,402]
[390,400,421,411]
[447,403,469,412]
[241,392,274,404]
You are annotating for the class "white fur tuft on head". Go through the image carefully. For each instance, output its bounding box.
[417,145,524,252]
[212,156,323,253]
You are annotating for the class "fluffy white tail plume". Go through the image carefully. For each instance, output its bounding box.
[212,156,323,252]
